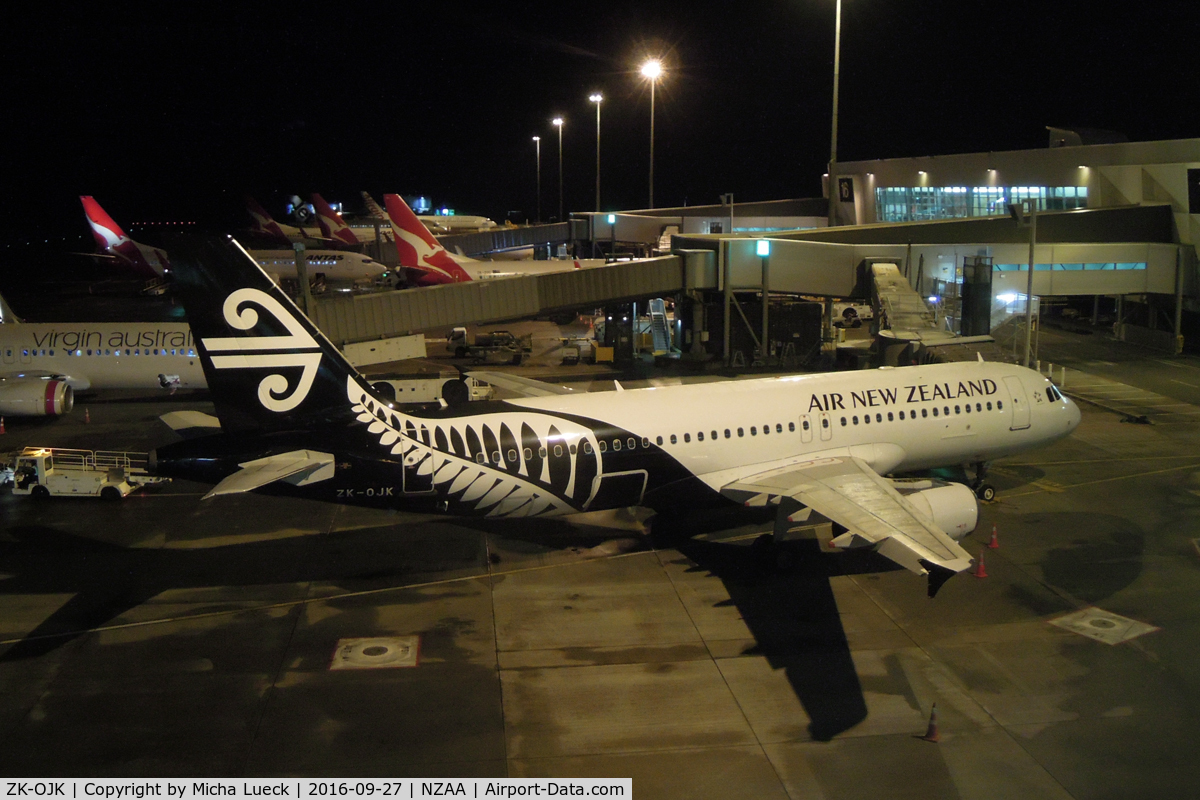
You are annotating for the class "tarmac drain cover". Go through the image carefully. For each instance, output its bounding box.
[330,636,420,670]
[1049,608,1159,645]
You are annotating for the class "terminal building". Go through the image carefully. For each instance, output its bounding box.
[830,133,1199,249]
[311,135,1198,365]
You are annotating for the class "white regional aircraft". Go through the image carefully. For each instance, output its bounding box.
[0,293,204,416]
[149,237,1082,596]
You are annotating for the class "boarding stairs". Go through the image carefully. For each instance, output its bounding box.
[648,298,672,354]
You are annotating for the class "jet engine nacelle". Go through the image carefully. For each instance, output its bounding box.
[892,479,978,540]
[0,378,74,416]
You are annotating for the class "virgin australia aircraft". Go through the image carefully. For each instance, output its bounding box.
[150,237,1080,595]
[0,292,204,416]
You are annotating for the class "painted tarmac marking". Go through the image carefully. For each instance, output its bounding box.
[1005,461,1200,498]
[1049,607,1160,645]
[1007,456,1200,466]
[1170,379,1200,388]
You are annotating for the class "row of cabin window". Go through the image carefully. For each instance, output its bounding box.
[657,421,799,446]
[14,348,197,358]
[838,400,1001,427]
[472,436,653,465]
[456,400,1009,467]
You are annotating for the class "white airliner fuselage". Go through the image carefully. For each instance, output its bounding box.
[508,362,1079,490]
[1,323,204,392]
[248,250,388,283]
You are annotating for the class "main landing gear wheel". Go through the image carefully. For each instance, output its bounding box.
[975,484,996,502]
[31,485,49,498]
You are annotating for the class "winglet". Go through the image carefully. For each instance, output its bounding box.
[922,559,958,598]
[0,290,21,324]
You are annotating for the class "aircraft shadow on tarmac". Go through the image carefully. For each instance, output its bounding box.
[652,509,908,742]
[3,508,911,743]
[0,521,492,663]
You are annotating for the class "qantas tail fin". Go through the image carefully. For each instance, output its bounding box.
[244,196,293,246]
[311,193,360,249]
[79,196,169,278]
[384,194,472,285]
[361,192,388,221]
[80,196,130,251]
[165,235,375,435]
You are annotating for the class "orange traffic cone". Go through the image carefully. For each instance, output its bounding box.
[988,524,999,549]
[0,416,6,434]
[922,703,941,742]
[974,552,989,578]
[84,408,91,424]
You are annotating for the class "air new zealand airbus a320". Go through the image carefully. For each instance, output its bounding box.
[150,237,1081,596]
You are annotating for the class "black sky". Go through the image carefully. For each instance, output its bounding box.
[6,1,1199,241]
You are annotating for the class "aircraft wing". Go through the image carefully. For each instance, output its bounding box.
[204,450,335,499]
[466,371,578,397]
[721,456,974,596]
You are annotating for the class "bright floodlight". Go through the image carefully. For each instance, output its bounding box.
[589,93,603,103]
[640,59,663,80]
[532,135,540,141]
[607,214,616,224]
[756,240,770,257]
[552,117,563,126]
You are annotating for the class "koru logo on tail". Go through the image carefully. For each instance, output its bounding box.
[202,288,322,412]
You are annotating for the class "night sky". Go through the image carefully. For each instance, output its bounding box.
[6,1,1198,242]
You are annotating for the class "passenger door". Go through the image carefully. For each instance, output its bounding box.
[1004,376,1031,430]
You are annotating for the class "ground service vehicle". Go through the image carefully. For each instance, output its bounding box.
[446,328,532,364]
[10,447,167,499]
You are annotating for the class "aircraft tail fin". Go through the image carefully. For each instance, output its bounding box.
[79,196,168,278]
[311,193,360,249]
[361,192,388,221]
[244,196,293,246]
[80,196,130,251]
[0,290,22,324]
[384,194,472,285]
[165,235,375,435]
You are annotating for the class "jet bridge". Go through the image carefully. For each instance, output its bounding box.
[436,221,587,258]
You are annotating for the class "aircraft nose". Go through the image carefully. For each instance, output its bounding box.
[1066,396,1082,432]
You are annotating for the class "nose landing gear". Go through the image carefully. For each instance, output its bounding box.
[970,461,996,502]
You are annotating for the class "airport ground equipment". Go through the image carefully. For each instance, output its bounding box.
[9,447,167,499]
[369,374,491,405]
[558,337,597,365]
[445,328,532,364]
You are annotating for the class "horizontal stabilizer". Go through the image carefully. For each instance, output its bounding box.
[466,371,577,397]
[159,410,222,438]
[203,449,335,499]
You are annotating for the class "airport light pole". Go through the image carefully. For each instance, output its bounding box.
[640,59,663,209]
[552,117,564,221]
[532,136,542,224]
[828,0,842,227]
[589,93,603,212]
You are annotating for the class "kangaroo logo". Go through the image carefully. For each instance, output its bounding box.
[202,288,322,412]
